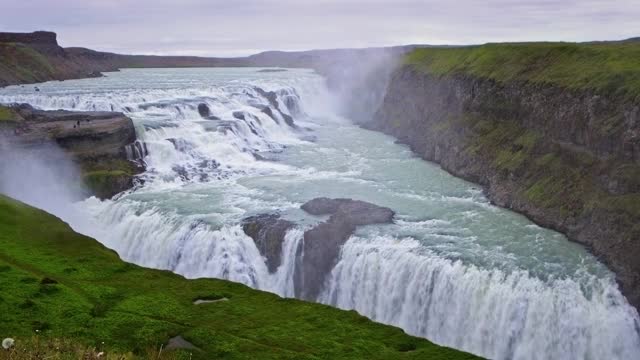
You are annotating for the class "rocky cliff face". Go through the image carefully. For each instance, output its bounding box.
[241,214,294,272]
[0,31,58,46]
[369,65,640,309]
[0,104,145,199]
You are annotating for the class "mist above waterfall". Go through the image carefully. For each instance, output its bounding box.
[281,47,407,123]
[0,136,86,222]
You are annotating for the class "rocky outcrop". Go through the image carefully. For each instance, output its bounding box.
[0,31,58,45]
[197,103,211,118]
[196,103,220,120]
[241,198,394,299]
[295,198,394,300]
[0,104,145,199]
[242,214,294,272]
[254,87,296,127]
[369,65,640,309]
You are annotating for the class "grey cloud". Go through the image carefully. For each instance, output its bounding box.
[0,0,637,56]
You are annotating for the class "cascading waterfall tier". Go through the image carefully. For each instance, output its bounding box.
[1,68,639,360]
[320,235,640,360]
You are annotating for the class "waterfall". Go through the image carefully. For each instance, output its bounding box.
[1,68,639,360]
[320,235,640,360]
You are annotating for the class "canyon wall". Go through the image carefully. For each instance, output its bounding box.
[367,43,640,309]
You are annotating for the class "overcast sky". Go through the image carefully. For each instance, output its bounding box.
[1,0,638,57]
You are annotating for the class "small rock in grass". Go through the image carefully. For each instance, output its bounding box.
[2,338,15,350]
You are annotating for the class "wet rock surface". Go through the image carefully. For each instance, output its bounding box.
[241,198,394,299]
[197,103,220,120]
[242,214,294,273]
[301,197,395,225]
[254,87,296,128]
[295,198,394,300]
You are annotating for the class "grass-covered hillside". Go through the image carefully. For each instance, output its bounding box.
[0,195,481,359]
[406,41,640,99]
[0,42,58,86]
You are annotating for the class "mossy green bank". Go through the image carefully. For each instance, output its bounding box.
[406,42,640,99]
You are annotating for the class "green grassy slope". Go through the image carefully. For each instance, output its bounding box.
[0,195,480,359]
[0,43,56,86]
[406,42,640,99]
[0,105,23,123]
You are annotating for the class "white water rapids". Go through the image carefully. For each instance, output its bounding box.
[1,68,639,360]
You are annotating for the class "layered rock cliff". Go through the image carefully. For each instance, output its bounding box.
[0,104,145,198]
[367,43,640,309]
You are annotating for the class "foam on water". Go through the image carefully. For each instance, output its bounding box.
[1,68,639,359]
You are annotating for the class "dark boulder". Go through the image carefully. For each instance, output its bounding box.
[197,103,211,118]
[242,214,294,273]
[232,111,246,120]
[196,103,220,120]
[295,198,394,300]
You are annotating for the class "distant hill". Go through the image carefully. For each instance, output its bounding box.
[0,31,423,87]
[0,31,251,87]
[2,31,638,89]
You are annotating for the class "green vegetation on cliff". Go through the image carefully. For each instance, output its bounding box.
[406,42,640,98]
[0,105,22,123]
[0,195,480,359]
[0,42,56,86]
[81,159,141,199]
[457,114,640,220]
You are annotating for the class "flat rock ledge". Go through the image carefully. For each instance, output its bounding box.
[0,103,145,199]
